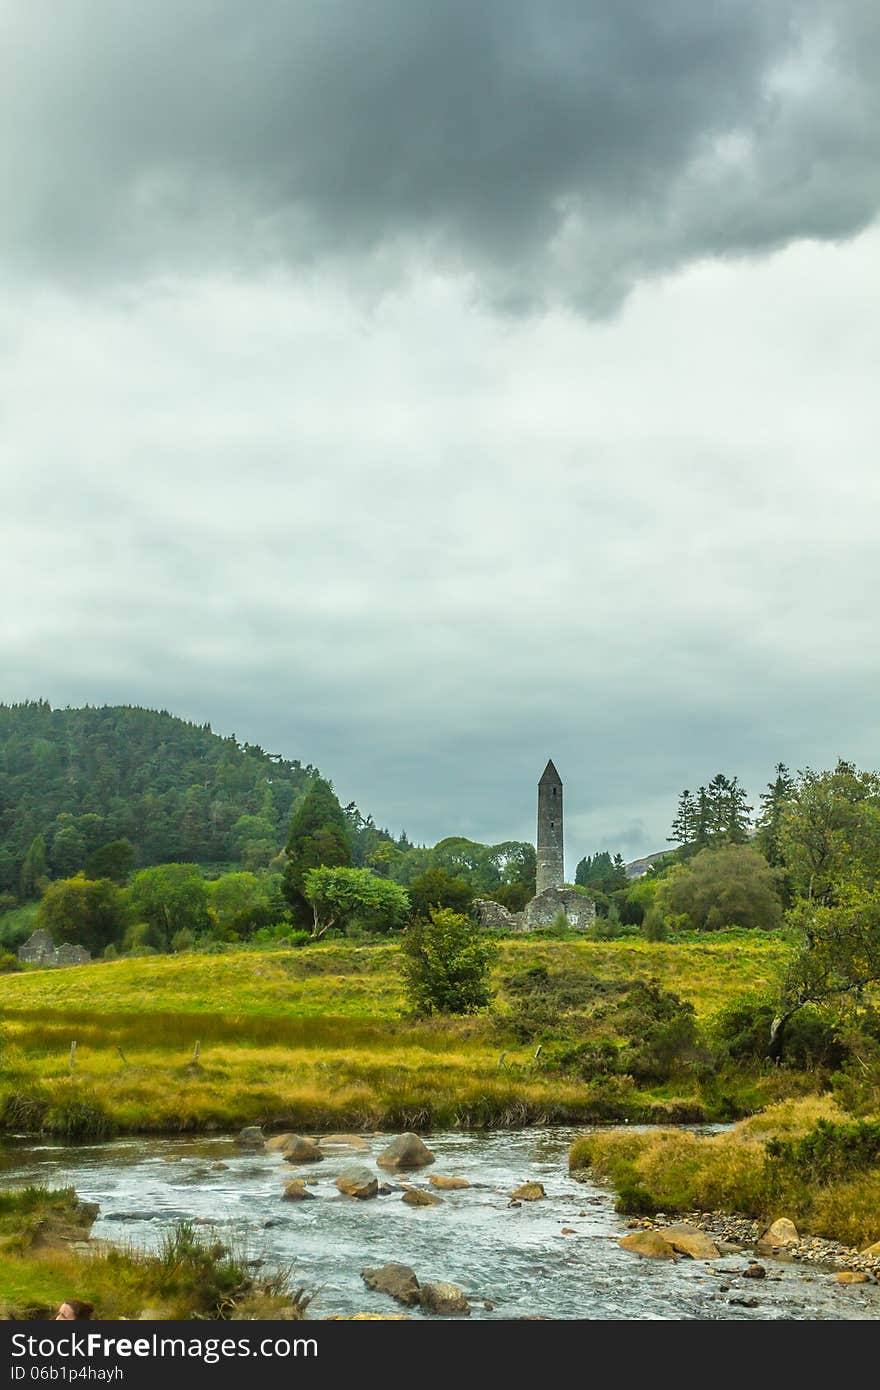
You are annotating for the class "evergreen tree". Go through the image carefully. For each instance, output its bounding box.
[668,789,697,848]
[756,762,795,866]
[282,778,352,920]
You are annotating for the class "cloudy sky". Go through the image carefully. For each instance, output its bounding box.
[2,2,879,863]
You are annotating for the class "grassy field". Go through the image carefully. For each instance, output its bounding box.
[0,935,795,1134]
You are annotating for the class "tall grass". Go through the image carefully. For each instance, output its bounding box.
[569,1097,880,1249]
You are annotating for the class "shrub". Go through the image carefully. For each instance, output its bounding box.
[614,980,700,1081]
[657,845,783,931]
[401,907,496,1015]
[0,949,21,973]
[711,998,849,1069]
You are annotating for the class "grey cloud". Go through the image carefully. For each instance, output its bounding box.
[2,2,879,309]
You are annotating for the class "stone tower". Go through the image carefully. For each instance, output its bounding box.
[536,759,564,893]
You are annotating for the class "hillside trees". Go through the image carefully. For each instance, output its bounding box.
[37,875,126,955]
[0,702,323,891]
[575,851,628,894]
[667,774,752,853]
[775,762,880,906]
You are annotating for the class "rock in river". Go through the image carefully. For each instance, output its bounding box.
[619,1230,676,1260]
[336,1167,379,1200]
[429,1175,470,1191]
[758,1217,799,1251]
[510,1182,546,1202]
[419,1282,471,1316]
[236,1126,265,1149]
[663,1224,720,1259]
[362,1264,421,1307]
[402,1186,442,1207]
[282,1179,315,1202]
[377,1133,435,1171]
[281,1136,324,1164]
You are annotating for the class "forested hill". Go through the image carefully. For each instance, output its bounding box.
[0,701,329,890]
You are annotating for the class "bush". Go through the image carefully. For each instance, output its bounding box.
[0,949,21,973]
[711,998,849,1069]
[657,845,783,931]
[614,980,700,1082]
[401,907,496,1015]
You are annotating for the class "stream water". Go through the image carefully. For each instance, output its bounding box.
[2,1128,878,1321]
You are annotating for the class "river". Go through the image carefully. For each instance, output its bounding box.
[2,1128,878,1320]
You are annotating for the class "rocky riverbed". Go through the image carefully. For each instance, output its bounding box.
[2,1128,879,1320]
[617,1211,880,1280]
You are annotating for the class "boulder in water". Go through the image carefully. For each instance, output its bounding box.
[236,1126,265,1149]
[429,1175,470,1190]
[362,1264,421,1306]
[281,1136,324,1164]
[402,1186,442,1207]
[377,1133,435,1171]
[336,1167,379,1200]
[419,1282,471,1316]
[510,1182,545,1202]
[282,1178,315,1201]
[758,1217,799,1251]
[663,1224,720,1259]
[619,1230,676,1259]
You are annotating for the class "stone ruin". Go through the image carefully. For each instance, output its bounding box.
[473,885,596,935]
[17,929,91,967]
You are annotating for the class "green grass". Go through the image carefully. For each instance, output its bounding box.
[0,1188,298,1319]
[0,936,794,1134]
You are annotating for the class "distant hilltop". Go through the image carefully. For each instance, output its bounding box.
[624,851,668,880]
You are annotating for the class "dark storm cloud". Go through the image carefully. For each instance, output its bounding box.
[3,1,879,309]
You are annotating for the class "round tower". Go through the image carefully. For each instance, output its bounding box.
[536,759,564,893]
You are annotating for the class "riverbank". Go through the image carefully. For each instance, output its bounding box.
[0,937,802,1135]
[569,1098,880,1255]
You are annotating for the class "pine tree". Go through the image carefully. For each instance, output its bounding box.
[668,790,697,848]
[756,762,795,866]
[282,778,352,921]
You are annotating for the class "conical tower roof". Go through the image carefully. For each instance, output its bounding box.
[539,759,562,786]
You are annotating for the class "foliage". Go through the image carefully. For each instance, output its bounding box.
[302,866,410,938]
[407,867,475,918]
[612,980,700,1081]
[0,701,322,892]
[401,907,496,1015]
[776,761,880,906]
[128,863,212,950]
[656,845,783,931]
[575,850,628,893]
[710,996,848,1069]
[283,778,352,920]
[208,871,286,940]
[84,839,135,884]
[754,763,795,868]
[765,1118,880,1188]
[37,874,126,954]
[772,888,880,1055]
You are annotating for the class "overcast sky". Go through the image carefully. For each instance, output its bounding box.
[2,2,879,864]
